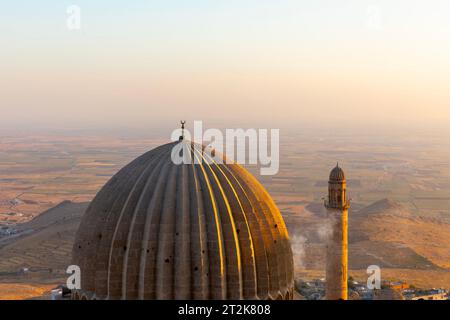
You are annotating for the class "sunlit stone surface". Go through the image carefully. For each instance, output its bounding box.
[72,141,294,300]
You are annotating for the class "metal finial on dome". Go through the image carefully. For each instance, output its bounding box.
[179,120,186,141]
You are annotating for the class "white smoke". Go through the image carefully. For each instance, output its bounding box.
[317,214,336,242]
[291,234,307,270]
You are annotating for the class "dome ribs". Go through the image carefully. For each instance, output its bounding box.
[155,163,178,299]
[121,146,172,299]
[259,200,289,295]
[72,141,294,300]
[201,151,258,300]
[219,163,270,299]
[93,151,163,297]
[263,196,294,298]
[227,165,288,299]
[138,153,173,299]
[75,172,128,294]
[173,162,191,299]
[75,148,160,296]
[197,152,243,300]
[254,179,293,297]
[106,145,173,299]
[213,164,258,300]
[235,164,293,298]
[188,152,210,300]
[192,146,227,299]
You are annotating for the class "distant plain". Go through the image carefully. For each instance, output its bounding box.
[1,130,449,299]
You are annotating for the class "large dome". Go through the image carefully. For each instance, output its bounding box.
[72,141,294,300]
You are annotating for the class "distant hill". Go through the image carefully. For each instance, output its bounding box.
[0,201,88,281]
[2,197,450,290]
[355,198,411,217]
[288,198,450,274]
[352,199,450,270]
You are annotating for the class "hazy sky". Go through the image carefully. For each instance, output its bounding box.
[1,0,450,132]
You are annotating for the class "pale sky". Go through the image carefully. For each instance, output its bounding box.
[1,0,450,132]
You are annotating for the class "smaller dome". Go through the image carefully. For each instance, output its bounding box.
[329,164,345,181]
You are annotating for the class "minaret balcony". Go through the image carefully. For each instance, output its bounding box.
[324,199,350,210]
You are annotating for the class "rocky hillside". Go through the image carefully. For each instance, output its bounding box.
[353,199,450,269]
[0,201,88,281]
[285,198,450,272]
[1,198,449,291]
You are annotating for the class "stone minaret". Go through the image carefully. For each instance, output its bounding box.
[325,164,349,300]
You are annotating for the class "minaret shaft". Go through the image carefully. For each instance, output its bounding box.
[325,208,348,300]
[325,164,349,300]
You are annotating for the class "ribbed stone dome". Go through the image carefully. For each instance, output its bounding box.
[329,164,345,182]
[72,141,294,300]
